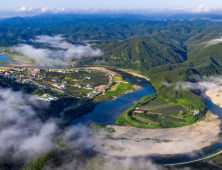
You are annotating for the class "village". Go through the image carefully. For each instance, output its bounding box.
[0,67,112,101]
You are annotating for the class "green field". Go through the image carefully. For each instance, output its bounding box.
[116,94,199,128]
[112,75,123,82]
[110,83,121,89]
[36,70,109,98]
[0,62,9,65]
[64,86,93,97]
[41,70,109,86]
[106,83,134,96]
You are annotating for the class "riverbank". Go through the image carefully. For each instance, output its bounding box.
[91,111,221,156]
[118,68,149,81]
[205,86,222,108]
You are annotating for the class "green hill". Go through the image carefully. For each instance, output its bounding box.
[97,37,187,71]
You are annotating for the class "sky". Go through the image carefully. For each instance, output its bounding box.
[1,0,222,17]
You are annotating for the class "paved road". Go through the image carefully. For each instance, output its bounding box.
[164,150,222,166]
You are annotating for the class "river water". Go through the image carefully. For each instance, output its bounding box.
[70,81,156,126]
[68,68,222,164]
[0,52,66,68]
[0,52,20,65]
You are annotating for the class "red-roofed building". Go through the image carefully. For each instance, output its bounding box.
[134,110,145,113]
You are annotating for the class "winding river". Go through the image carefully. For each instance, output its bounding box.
[2,50,222,164]
[69,68,222,164]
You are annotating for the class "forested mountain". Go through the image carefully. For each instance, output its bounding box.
[2,14,222,123]
[96,37,187,71]
[2,14,222,85]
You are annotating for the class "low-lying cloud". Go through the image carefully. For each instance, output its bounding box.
[204,37,222,47]
[164,75,222,93]
[0,87,197,170]
[0,88,54,162]
[15,35,104,65]
[0,88,93,169]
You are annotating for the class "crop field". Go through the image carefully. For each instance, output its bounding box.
[116,95,192,128]
[133,97,187,127]
[64,86,93,97]
[112,75,123,82]
[110,83,121,90]
[43,70,109,87]
[106,83,134,96]
[139,97,187,115]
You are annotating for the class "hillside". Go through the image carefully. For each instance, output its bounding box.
[97,37,187,71]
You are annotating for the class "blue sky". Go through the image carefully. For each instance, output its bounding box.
[1,0,222,10]
[1,0,222,17]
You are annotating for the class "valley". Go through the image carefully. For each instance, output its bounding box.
[2,15,222,170]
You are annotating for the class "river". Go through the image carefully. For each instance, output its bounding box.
[0,52,66,68]
[68,68,222,164]
[0,52,20,65]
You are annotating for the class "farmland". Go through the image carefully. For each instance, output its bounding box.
[116,94,200,128]
[37,69,109,98]
[112,75,123,82]
[105,82,134,97]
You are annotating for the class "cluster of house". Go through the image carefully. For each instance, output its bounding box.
[43,97,57,102]
[134,110,145,113]
[87,91,97,97]
[27,68,42,73]
[2,49,15,53]
[48,69,81,73]
[0,67,44,77]
[134,107,146,113]
[190,109,200,115]
[83,77,91,80]
[38,94,57,101]
[73,83,93,89]
[16,79,32,84]
[52,83,68,89]
[0,68,26,79]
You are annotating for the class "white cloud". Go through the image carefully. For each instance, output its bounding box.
[192,4,219,13]
[205,37,222,47]
[13,5,222,16]
[15,6,69,14]
[164,75,222,93]
[15,35,104,65]
[15,6,38,12]
[0,87,94,169]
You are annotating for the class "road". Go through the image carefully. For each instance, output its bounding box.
[29,79,72,96]
[164,150,222,166]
